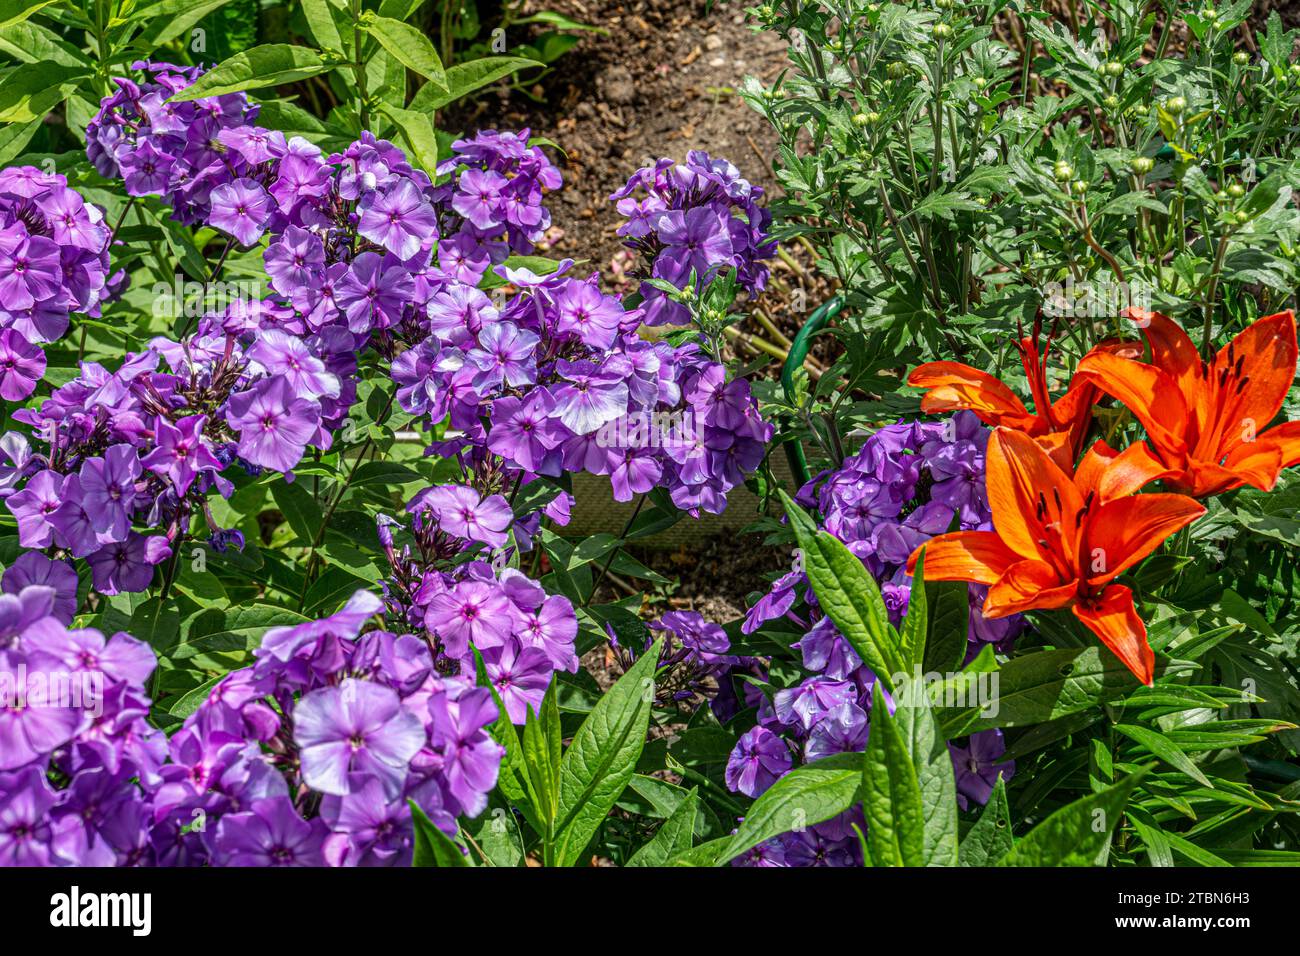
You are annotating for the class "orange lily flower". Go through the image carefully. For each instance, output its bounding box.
[906,427,1205,684]
[1075,307,1300,498]
[907,314,1140,471]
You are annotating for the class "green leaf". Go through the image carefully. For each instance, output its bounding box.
[898,548,928,671]
[996,772,1145,866]
[409,56,543,112]
[940,647,1169,735]
[362,15,447,89]
[129,597,180,652]
[167,45,333,101]
[627,789,699,867]
[271,479,323,545]
[410,800,472,867]
[1114,723,1212,787]
[719,752,863,865]
[780,490,904,689]
[463,795,524,866]
[0,0,57,30]
[863,682,926,866]
[521,683,562,826]
[376,102,440,174]
[300,0,344,50]
[922,578,969,674]
[959,776,1013,866]
[0,61,87,122]
[552,638,661,866]
[173,604,309,660]
[893,680,959,866]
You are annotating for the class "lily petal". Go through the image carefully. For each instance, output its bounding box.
[1072,584,1154,685]
[906,532,1020,585]
[1074,350,1190,461]
[1084,493,1205,587]
[1074,438,1176,502]
[1205,310,1298,462]
[907,361,1036,429]
[986,427,1085,566]
[984,559,1075,617]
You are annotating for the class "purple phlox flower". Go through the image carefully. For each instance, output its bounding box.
[335,251,413,332]
[0,584,55,644]
[210,795,329,866]
[264,224,325,296]
[552,359,629,435]
[795,617,863,681]
[209,178,271,246]
[86,531,162,595]
[6,469,64,548]
[424,680,503,818]
[78,443,141,541]
[0,766,60,864]
[320,775,413,867]
[422,578,516,659]
[725,725,792,797]
[950,729,1014,811]
[518,594,579,672]
[358,178,438,261]
[487,388,563,475]
[742,569,802,634]
[411,484,513,549]
[22,618,155,688]
[2,553,78,624]
[225,375,321,474]
[451,167,508,231]
[293,678,426,798]
[0,648,86,770]
[140,414,223,496]
[0,328,46,400]
[805,700,869,761]
[552,278,625,349]
[651,610,729,661]
[246,328,340,400]
[481,636,554,724]
[772,677,858,732]
[468,320,539,390]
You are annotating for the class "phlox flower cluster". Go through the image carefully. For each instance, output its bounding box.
[0,167,116,400]
[393,258,773,515]
[377,483,580,724]
[0,302,348,596]
[0,587,503,867]
[430,129,562,273]
[611,151,776,326]
[86,61,262,226]
[725,412,1021,865]
[606,608,747,709]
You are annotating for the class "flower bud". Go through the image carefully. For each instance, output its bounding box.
[1164,95,1187,115]
[1053,161,1074,181]
[1103,95,1120,109]
[1071,179,1088,194]
[932,22,953,39]
[1227,182,1245,198]
[1104,61,1125,77]
[1233,51,1249,66]
[1130,156,1154,175]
